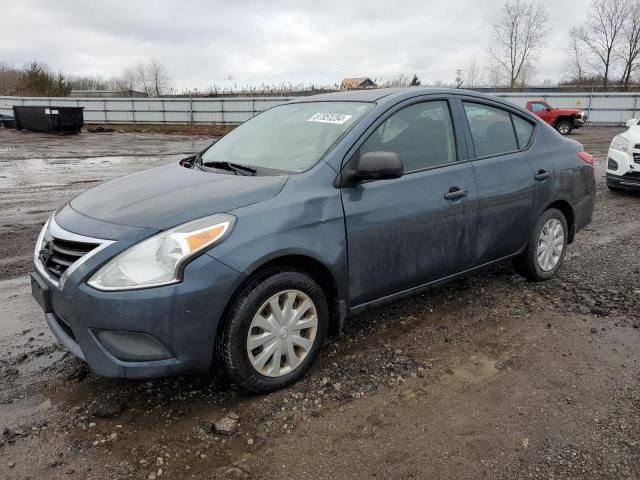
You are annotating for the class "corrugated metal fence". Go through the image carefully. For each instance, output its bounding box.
[0,96,292,124]
[1,92,639,125]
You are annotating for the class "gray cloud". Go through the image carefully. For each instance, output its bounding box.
[1,0,589,90]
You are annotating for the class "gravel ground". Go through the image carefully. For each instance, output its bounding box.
[0,126,638,480]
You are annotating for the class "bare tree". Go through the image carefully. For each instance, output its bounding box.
[490,0,549,88]
[566,28,588,83]
[382,74,412,87]
[67,75,109,91]
[135,62,151,96]
[572,0,629,88]
[487,64,504,87]
[464,56,486,88]
[148,59,170,96]
[618,0,640,89]
[0,62,21,95]
[114,67,138,96]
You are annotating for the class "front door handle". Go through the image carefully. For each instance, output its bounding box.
[534,169,551,181]
[444,187,468,201]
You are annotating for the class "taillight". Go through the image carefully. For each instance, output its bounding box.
[577,151,594,169]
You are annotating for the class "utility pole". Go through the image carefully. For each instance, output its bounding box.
[455,69,463,88]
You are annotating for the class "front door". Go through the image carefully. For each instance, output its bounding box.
[341,99,478,307]
[530,101,553,124]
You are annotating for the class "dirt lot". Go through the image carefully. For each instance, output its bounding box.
[0,126,638,480]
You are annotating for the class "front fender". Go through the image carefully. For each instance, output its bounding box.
[206,163,349,303]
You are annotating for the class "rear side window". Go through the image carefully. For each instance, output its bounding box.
[360,100,456,172]
[463,102,517,157]
[512,115,534,148]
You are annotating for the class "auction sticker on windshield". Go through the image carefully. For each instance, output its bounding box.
[307,113,353,124]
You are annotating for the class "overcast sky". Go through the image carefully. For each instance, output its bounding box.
[1,0,589,90]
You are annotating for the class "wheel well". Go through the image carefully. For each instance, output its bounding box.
[548,200,575,242]
[555,116,573,124]
[216,255,342,344]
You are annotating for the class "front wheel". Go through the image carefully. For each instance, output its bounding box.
[219,269,329,393]
[556,120,573,135]
[513,208,568,281]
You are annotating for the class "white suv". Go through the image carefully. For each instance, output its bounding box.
[607,119,640,191]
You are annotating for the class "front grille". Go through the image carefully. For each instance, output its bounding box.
[39,234,98,279]
[623,171,640,179]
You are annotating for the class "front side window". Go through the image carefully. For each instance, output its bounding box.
[463,102,518,157]
[360,100,457,172]
[531,102,548,112]
[201,101,373,173]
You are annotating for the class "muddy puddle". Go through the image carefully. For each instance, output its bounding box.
[0,154,186,190]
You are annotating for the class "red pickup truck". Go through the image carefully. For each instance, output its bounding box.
[525,100,586,135]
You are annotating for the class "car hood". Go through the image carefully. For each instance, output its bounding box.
[70,162,288,230]
[624,125,640,140]
[553,108,583,116]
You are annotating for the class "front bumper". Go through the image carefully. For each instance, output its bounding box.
[32,211,244,379]
[606,146,639,185]
[573,117,586,128]
[606,172,640,190]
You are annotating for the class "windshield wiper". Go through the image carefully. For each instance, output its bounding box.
[202,160,256,176]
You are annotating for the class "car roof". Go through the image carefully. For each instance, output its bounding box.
[285,87,541,125]
[289,88,407,102]
[289,87,513,105]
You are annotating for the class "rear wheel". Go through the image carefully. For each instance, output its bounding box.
[556,120,573,135]
[220,269,329,393]
[513,208,568,281]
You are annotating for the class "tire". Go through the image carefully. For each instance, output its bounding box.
[556,120,573,135]
[219,268,329,393]
[513,208,568,281]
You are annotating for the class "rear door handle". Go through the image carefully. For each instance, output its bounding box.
[444,187,468,201]
[534,170,551,181]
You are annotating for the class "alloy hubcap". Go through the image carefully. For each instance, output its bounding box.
[246,290,318,377]
[536,218,564,272]
[558,124,570,134]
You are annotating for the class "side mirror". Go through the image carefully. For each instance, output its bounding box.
[334,151,404,188]
[626,118,638,128]
[545,107,552,112]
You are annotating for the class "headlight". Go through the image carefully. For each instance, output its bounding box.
[610,135,630,152]
[88,213,235,291]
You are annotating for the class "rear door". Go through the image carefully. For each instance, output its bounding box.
[341,97,478,306]
[458,98,539,265]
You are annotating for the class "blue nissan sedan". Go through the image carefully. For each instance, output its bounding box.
[31,88,595,392]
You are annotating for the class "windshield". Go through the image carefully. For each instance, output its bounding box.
[200,101,373,172]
